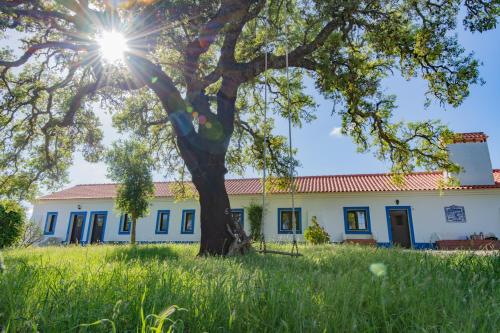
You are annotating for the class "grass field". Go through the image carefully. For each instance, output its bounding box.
[0,244,499,332]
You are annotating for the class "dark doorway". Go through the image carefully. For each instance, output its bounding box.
[90,213,106,244]
[69,213,85,244]
[388,209,412,248]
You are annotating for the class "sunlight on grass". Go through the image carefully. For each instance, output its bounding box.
[0,244,499,332]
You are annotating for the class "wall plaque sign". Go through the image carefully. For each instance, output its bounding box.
[444,205,466,223]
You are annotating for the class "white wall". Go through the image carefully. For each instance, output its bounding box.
[32,198,202,243]
[448,142,494,185]
[33,189,500,246]
[266,191,500,244]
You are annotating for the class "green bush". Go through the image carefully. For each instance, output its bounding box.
[0,200,26,248]
[304,216,330,244]
[246,203,263,241]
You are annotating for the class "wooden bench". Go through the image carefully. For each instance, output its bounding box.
[436,240,500,250]
[343,239,377,246]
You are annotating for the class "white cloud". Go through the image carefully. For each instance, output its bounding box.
[329,127,343,137]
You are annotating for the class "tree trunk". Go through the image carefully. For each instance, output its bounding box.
[190,158,251,256]
[131,217,137,245]
[126,55,250,255]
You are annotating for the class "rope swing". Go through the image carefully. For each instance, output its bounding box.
[258,11,268,253]
[259,0,300,257]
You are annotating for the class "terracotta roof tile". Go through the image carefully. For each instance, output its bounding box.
[452,132,488,143]
[38,170,500,200]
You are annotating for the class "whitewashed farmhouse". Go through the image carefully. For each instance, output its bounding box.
[33,132,500,249]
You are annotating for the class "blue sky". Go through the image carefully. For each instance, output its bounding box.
[68,25,499,186]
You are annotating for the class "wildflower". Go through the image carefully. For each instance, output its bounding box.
[369,263,387,277]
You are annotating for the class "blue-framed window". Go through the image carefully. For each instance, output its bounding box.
[343,207,371,234]
[119,213,131,234]
[155,210,170,234]
[44,212,58,235]
[181,210,195,234]
[278,208,302,234]
[231,209,244,228]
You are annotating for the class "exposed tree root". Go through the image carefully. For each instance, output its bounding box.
[226,221,252,256]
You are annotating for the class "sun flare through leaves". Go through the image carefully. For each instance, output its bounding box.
[97,31,129,63]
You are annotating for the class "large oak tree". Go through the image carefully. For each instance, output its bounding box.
[0,0,498,255]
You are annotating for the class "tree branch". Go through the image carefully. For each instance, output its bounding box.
[184,0,245,88]
[0,1,76,24]
[238,19,344,82]
[199,0,265,90]
[125,54,195,139]
[0,41,86,70]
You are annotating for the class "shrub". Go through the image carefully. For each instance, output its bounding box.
[247,203,263,241]
[304,216,330,244]
[0,200,26,248]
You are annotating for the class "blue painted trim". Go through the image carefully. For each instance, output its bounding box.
[155,210,170,234]
[385,206,416,248]
[277,208,302,234]
[378,242,434,250]
[343,207,371,234]
[413,242,435,250]
[181,209,195,234]
[43,212,58,235]
[65,211,87,243]
[85,211,108,244]
[104,240,198,244]
[231,208,244,228]
[118,213,131,235]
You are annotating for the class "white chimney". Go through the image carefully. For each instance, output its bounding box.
[447,132,494,186]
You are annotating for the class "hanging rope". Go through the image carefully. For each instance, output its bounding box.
[259,3,269,253]
[258,0,300,257]
[283,0,299,257]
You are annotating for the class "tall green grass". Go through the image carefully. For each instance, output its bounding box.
[0,244,499,332]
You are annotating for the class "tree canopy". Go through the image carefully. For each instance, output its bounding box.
[0,1,497,197]
[0,0,498,254]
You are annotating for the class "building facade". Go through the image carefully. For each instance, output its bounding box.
[33,132,500,248]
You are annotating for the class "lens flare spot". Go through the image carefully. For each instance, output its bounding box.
[203,119,224,142]
[369,263,387,277]
[112,0,139,9]
[151,76,158,84]
[198,115,207,125]
[186,106,193,113]
[139,0,157,5]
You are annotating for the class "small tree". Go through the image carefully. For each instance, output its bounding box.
[0,200,26,248]
[247,203,263,241]
[106,140,154,245]
[21,220,43,247]
[304,216,330,245]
